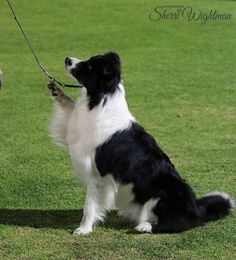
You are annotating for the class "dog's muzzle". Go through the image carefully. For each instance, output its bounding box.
[65,57,72,66]
[65,57,81,76]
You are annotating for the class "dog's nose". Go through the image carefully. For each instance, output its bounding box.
[65,57,72,66]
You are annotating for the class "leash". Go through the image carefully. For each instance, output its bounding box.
[6,0,82,88]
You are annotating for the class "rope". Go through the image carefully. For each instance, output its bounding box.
[6,0,81,88]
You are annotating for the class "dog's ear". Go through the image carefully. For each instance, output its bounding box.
[106,51,120,63]
[103,64,115,76]
[103,52,121,77]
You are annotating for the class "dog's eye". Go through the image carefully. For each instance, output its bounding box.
[88,65,92,70]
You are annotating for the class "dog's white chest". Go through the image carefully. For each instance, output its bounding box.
[65,87,134,186]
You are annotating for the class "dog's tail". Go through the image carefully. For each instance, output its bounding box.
[196,191,235,222]
[151,191,234,233]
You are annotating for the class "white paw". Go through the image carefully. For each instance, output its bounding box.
[135,222,152,233]
[73,227,92,236]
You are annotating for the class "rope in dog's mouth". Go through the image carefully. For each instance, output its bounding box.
[6,0,82,88]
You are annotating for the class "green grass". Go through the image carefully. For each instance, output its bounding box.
[0,0,236,259]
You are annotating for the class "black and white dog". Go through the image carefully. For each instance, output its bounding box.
[48,52,234,235]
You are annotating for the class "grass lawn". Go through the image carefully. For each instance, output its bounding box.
[0,0,235,259]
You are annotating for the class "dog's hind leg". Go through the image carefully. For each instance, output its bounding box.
[135,199,159,233]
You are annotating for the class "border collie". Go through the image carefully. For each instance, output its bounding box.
[48,52,234,235]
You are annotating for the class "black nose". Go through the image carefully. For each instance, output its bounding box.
[65,57,72,66]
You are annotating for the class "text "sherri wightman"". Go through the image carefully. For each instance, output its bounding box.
[149,6,232,24]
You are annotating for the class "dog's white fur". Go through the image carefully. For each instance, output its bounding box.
[50,82,158,235]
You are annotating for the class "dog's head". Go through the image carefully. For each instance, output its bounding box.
[65,52,121,97]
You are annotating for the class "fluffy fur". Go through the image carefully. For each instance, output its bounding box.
[48,52,234,235]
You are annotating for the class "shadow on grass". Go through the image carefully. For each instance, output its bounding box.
[0,209,132,231]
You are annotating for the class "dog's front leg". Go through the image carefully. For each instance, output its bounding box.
[73,182,106,235]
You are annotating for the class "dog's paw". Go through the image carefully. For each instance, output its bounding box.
[47,80,58,96]
[73,227,92,236]
[135,222,152,233]
[47,80,64,98]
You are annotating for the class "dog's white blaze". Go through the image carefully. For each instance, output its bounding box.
[65,57,81,78]
[67,57,81,69]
